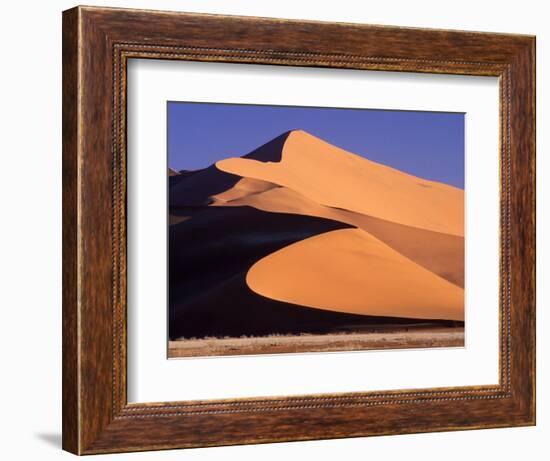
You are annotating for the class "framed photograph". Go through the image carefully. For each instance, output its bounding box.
[165,101,466,359]
[62,6,535,455]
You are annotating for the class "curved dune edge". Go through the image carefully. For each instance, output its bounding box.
[246,228,464,321]
[216,130,464,236]
[210,177,280,204]
[213,182,464,288]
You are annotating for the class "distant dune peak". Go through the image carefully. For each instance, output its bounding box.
[285,128,331,143]
[241,129,339,164]
[241,131,291,163]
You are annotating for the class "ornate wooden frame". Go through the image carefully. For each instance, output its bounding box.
[62,5,535,454]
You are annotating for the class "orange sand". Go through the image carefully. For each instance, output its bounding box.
[246,228,464,321]
[178,129,465,323]
[216,130,464,236]
[212,183,463,287]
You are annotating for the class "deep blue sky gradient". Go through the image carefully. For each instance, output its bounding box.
[168,102,465,189]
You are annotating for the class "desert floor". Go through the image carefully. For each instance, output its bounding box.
[168,325,464,358]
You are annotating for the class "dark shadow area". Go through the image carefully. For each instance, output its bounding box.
[242,130,290,162]
[168,167,204,188]
[168,131,291,206]
[169,165,242,206]
[168,205,461,340]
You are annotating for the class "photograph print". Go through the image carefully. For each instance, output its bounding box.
[167,102,465,358]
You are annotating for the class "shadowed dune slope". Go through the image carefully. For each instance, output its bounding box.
[217,130,464,236]
[169,165,241,207]
[168,206,449,339]
[247,228,464,321]
[169,132,290,207]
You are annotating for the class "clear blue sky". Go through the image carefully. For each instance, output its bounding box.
[168,102,464,189]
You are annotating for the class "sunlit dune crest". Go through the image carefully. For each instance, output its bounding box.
[246,228,464,321]
[210,177,280,204]
[216,130,464,236]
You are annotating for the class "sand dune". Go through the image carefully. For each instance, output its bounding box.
[212,183,464,287]
[247,228,464,321]
[168,129,465,339]
[210,177,280,204]
[169,131,290,207]
[168,206,432,339]
[169,164,241,207]
[217,130,464,236]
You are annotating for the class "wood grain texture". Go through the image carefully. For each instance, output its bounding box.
[61,7,79,454]
[62,5,536,455]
